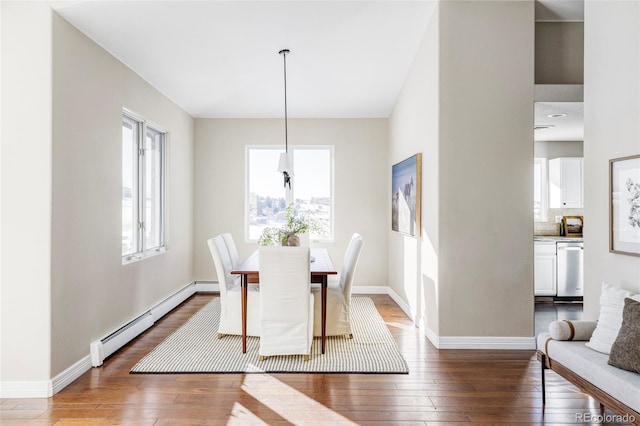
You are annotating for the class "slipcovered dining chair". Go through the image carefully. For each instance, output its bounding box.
[312,233,363,338]
[258,246,314,361]
[221,233,240,268]
[207,235,261,338]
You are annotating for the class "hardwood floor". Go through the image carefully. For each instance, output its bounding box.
[1,294,630,425]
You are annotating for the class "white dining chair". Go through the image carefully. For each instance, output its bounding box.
[221,233,241,268]
[207,235,261,338]
[258,246,314,361]
[312,233,363,338]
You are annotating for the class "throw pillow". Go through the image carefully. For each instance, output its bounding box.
[586,282,638,354]
[608,298,640,373]
[549,320,597,341]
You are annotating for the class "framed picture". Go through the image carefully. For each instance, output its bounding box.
[610,154,640,256]
[391,153,422,237]
[563,216,583,237]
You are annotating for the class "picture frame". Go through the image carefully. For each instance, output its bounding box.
[391,153,422,237]
[610,154,640,257]
[563,216,583,237]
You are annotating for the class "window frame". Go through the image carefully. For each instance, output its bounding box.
[245,145,335,243]
[122,109,167,264]
[534,157,548,223]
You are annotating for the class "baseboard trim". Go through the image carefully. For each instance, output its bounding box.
[194,280,219,292]
[0,380,53,398]
[52,355,92,395]
[436,336,536,350]
[351,285,388,295]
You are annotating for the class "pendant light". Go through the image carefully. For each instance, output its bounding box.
[277,49,292,188]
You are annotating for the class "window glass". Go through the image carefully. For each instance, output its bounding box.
[122,111,166,261]
[534,158,547,222]
[247,148,287,240]
[293,148,332,240]
[246,146,333,242]
[122,116,138,256]
[144,127,164,250]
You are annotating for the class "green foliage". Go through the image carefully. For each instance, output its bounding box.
[258,204,324,246]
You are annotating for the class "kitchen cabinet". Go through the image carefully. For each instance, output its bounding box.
[534,241,557,296]
[549,157,583,208]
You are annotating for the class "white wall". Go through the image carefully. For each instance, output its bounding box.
[389,1,534,344]
[534,141,583,159]
[49,13,194,375]
[583,1,640,319]
[0,2,53,386]
[194,118,388,287]
[388,2,440,335]
[438,1,534,338]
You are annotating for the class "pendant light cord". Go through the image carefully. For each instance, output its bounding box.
[280,49,289,154]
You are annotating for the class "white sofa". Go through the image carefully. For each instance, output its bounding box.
[537,328,640,424]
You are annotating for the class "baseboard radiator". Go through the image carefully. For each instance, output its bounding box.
[90,283,196,367]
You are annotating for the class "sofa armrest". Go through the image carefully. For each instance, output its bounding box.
[548,320,597,341]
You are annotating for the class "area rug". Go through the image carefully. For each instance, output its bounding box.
[131,297,409,374]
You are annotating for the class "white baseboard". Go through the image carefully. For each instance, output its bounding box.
[52,355,92,395]
[386,287,417,321]
[0,380,53,398]
[195,280,219,292]
[383,286,535,350]
[351,285,389,295]
[436,336,536,350]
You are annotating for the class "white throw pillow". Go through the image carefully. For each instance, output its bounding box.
[586,282,639,354]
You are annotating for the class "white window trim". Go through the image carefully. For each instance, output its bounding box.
[245,145,335,243]
[534,157,548,223]
[122,109,167,264]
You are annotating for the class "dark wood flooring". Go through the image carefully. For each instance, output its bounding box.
[1,294,630,425]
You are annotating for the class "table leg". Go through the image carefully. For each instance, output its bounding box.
[321,275,327,354]
[242,274,247,354]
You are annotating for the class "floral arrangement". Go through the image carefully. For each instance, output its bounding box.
[258,204,323,246]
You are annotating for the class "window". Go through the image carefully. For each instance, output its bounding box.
[534,158,548,222]
[246,146,333,242]
[122,111,166,262]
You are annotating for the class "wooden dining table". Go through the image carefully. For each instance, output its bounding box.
[231,247,337,354]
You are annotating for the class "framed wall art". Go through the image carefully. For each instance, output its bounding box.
[610,154,640,256]
[563,216,583,237]
[391,153,422,237]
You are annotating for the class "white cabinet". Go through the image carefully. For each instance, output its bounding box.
[549,157,583,208]
[535,241,557,296]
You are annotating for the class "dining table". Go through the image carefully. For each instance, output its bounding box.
[231,247,337,354]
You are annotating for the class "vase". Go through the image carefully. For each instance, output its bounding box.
[284,233,300,246]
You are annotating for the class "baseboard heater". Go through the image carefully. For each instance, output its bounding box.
[90,283,196,367]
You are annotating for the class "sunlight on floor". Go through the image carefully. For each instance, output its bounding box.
[240,373,358,424]
[228,402,270,425]
[384,320,416,330]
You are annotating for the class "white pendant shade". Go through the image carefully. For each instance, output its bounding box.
[278,153,292,175]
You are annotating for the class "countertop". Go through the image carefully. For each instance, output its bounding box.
[534,236,583,243]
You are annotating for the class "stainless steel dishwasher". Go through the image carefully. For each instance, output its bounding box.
[556,241,583,297]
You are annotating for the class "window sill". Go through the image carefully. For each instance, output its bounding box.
[122,247,166,265]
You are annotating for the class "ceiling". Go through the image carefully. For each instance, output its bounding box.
[53,0,584,137]
[53,1,435,118]
[534,102,583,142]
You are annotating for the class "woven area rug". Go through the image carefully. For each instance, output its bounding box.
[131,297,409,374]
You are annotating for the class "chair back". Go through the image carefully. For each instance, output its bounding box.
[258,246,313,356]
[339,233,364,300]
[222,233,240,268]
[207,235,235,295]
